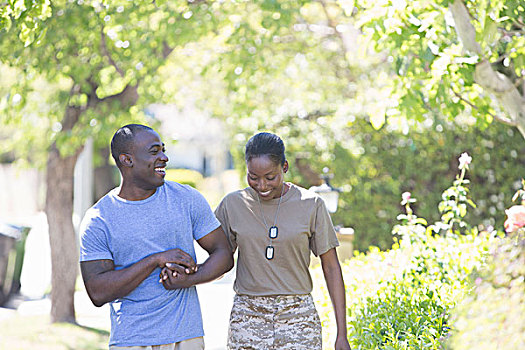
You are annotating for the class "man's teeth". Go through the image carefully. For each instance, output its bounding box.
[155,168,165,173]
[260,190,271,195]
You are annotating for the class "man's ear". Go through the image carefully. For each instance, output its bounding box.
[283,160,289,174]
[119,153,133,167]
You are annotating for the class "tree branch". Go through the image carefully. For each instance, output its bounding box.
[449,0,525,138]
[451,89,517,126]
[318,0,354,55]
[162,41,174,60]
[100,27,125,77]
[449,0,482,55]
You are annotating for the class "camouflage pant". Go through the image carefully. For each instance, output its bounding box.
[227,294,322,350]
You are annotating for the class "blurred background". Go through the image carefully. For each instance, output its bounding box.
[0,0,524,349]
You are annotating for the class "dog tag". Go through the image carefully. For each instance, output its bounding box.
[269,226,278,239]
[265,246,274,260]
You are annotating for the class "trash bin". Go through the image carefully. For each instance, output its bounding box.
[0,222,30,306]
[336,227,354,262]
[309,226,355,267]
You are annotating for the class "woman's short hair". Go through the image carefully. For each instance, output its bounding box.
[245,132,286,166]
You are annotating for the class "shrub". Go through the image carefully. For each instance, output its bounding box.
[164,168,203,188]
[312,153,495,349]
[447,182,525,350]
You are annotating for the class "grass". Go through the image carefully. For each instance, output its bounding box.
[0,314,109,350]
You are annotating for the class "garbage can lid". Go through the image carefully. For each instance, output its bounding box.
[0,222,25,240]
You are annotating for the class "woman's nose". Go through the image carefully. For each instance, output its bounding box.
[258,179,268,189]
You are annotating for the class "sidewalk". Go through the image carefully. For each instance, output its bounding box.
[0,225,235,350]
[0,268,235,350]
[73,267,235,350]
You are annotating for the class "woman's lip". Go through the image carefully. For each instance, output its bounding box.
[258,190,272,196]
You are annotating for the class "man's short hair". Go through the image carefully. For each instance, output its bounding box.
[110,124,153,167]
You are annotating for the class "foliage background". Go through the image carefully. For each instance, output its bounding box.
[1,0,524,329]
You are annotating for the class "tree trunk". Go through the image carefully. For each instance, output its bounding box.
[43,82,137,323]
[45,144,80,323]
[94,146,118,201]
[45,105,83,323]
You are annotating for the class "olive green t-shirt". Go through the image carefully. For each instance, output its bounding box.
[214,183,339,296]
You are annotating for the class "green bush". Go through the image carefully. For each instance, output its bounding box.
[164,168,204,188]
[312,156,498,349]
[314,120,523,251]
[345,231,492,350]
[447,230,525,350]
[312,229,493,349]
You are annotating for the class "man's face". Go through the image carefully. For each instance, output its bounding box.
[129,129,169,190]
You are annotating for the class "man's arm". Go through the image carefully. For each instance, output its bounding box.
[80,248,197,307]
[162,226,234,289]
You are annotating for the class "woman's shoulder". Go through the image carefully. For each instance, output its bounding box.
[221,187,254,204]
[289,183,321,202]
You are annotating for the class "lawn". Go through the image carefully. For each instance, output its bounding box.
[0,314,109,350]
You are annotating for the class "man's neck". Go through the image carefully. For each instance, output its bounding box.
[118,184,158,201]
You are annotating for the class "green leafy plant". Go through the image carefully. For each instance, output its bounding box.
[435,153,477,233]
[165,168,204,189]
[314,153,495,349]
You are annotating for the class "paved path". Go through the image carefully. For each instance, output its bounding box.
[1,270,235,350]
[0,234,235,350]
[75,269,236,350]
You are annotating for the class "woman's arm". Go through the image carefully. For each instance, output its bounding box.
[161,226,234,289]
[320,248,352,350]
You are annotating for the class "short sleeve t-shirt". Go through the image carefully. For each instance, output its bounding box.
[79,181,220,347]
[214,183,339,296]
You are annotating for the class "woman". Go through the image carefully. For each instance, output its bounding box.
[215,132,351,350]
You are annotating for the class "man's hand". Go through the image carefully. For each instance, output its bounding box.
[155,248,197,279]
[159,266,193,289]
[158,226,233,291]
[158,263,199,284]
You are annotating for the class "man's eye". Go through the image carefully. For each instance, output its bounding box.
[267,176,276,181]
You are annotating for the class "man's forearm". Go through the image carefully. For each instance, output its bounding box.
[188,246,234,286]
[82,255,160,307]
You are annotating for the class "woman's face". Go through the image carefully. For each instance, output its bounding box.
[246,155,288,200]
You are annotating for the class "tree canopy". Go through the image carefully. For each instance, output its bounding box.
[1,0,52,46]
[354,0,525,136]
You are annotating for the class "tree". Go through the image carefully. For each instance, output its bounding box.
[351,0,525,138]
[1,0,52,46]
[0,0,220,323]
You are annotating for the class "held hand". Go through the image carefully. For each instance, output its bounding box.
[156,248,197,273]
[160,266,192,290]
[335,335,351,350]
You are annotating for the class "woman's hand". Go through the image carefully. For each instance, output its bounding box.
[335,335,351,350]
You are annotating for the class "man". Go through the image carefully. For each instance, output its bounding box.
[79,124,234,350]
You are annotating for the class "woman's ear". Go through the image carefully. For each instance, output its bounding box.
[119,153,133,167]
[283,160,289,174]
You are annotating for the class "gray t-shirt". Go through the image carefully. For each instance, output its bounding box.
[79,181,220,347]
[215,183,339,296]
